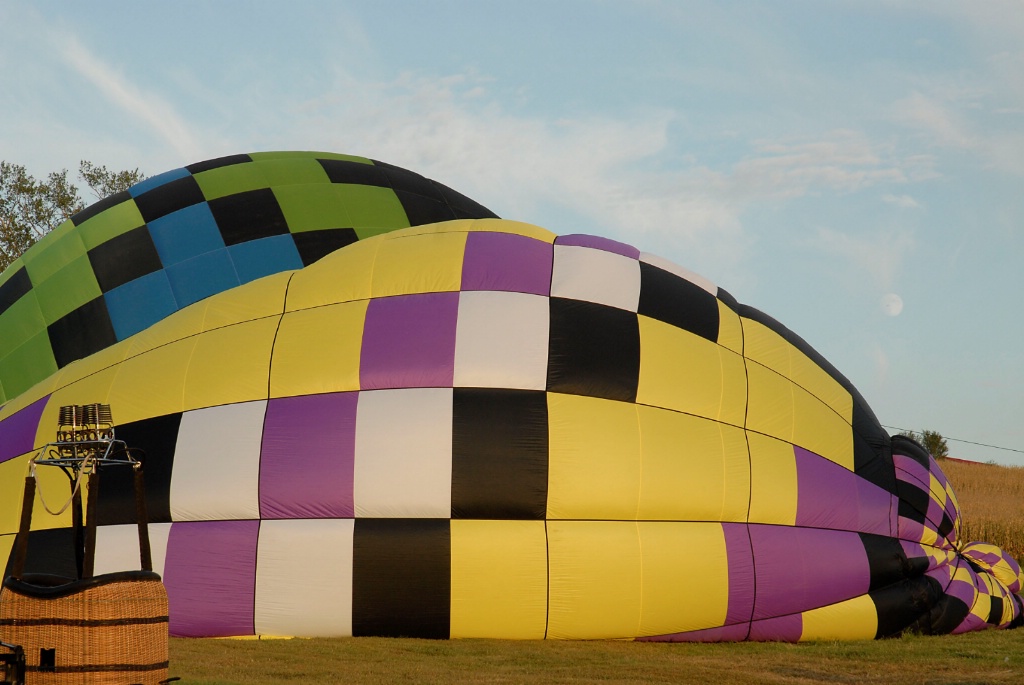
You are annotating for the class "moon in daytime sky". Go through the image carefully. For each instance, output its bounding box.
[881,293,904,317]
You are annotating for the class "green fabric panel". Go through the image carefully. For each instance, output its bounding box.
[194,162,270,201]
[0,330,56,403]
[77,199,146,250]
[23,228,87,286]
[274,184,354,233]
[253,157,330,187]
[340,185,410,231]
[0,293,46,358]
[249,151,369,163]
[32,254,101,325]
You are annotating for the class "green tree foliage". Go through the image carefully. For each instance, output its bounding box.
[0,160,145,272]
[898,429,950,460]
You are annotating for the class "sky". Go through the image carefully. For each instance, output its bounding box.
[1,1,1021,465]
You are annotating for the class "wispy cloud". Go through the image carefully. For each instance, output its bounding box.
[59,36,201,160]
[882,193,921,209]
[802,225,915,291]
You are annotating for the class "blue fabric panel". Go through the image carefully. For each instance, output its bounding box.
[165,249,240,308]
[128,167,192,197]
[227,235,303,285]
[104,271,179,340]
[148,204,225,267]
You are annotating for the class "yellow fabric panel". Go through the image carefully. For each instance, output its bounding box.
[473,218,557,242]
[370,231,467,298]
[201,272,290,331]
[546,393,641,520]
[183,318,279,411]
[743,319,851,422]
[799,594,877,641]
[286,237,380,312]
[124,302,207,358]
[635,405,749,522]
[0,534,12,573]
[716,300,744,355]
[35,366,120,446]
[0,457,32,535]
[269,300,367,398]
[51,340,129,392]
[547,521,642,639]
[637,522,730,636]
[746,362,794,444]
[105,338,196,426]
[788,349,852,423]
[636,316,746,426]
[792,384,854,470]
[747,432,798,526]
[450,520,547,639]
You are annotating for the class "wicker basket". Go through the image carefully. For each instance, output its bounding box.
[0,572,168,684]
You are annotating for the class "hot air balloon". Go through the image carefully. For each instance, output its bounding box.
[0,153,1019,642]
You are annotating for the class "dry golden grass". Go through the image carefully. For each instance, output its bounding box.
[942,459,1024,561]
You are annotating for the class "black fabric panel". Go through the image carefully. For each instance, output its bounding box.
[1011,595,1024,629]
[4,528,78,579]
[852,413,896,494]
[185,154,253,174]
[906,594,971,635]
[47,297,118,369]
[432,181,499,219]
[292,228,358,266]
[95,413,181,525]
[394,189,457,226]
[547,298,640,403]
[318,159,390,187]
[70,191,132,226]
[352,519,450,639]
[208,188,289,246]
[870,575,943,638]
[859,532,922,591]
[133,176,205,224]
[637,261,719,342]
[891,434,930,468]
[87,225,162,292]
[897,496,929,524]
[716,287,740,311]
[936,511,955,539]
[0,266,32,316]
[372,161,445,201]
[988,596,1004,625]
[451,388,548,520]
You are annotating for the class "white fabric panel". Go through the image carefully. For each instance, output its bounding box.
[170,401,266,521]
[639,252,717,295]
[93,522,171,577]
[354,388,453,518]
[550,244,640,311]
[255,518,354,637]
[454,291,549,390]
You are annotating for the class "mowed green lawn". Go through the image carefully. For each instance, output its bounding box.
[169,630,1023,685]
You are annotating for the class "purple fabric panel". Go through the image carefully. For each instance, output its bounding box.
[749,524,870,620]
[259,392,357,519]
[163,520,259,637]
[638,623,750,642]
[555,233,640,260]
[893,454,930,489]
[0,395,48,463]
[359,292,459,390]
[748,614,803,642]
[952,612,988,635]
[929,457,949,490]
[794,447,893,536]
[722,523,755,625]
[897,515,926,543]
[461,232,552,296]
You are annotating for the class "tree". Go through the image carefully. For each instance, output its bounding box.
[0,161,145,272]
[898,428,950,459]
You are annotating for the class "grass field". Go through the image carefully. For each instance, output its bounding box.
[166,458,1023,684]
[168,631,1023,684]
[942,459,1024,561]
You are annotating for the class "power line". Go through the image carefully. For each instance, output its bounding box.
[881,425,1024,455]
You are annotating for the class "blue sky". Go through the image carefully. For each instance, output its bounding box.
[2,1,1021,465]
